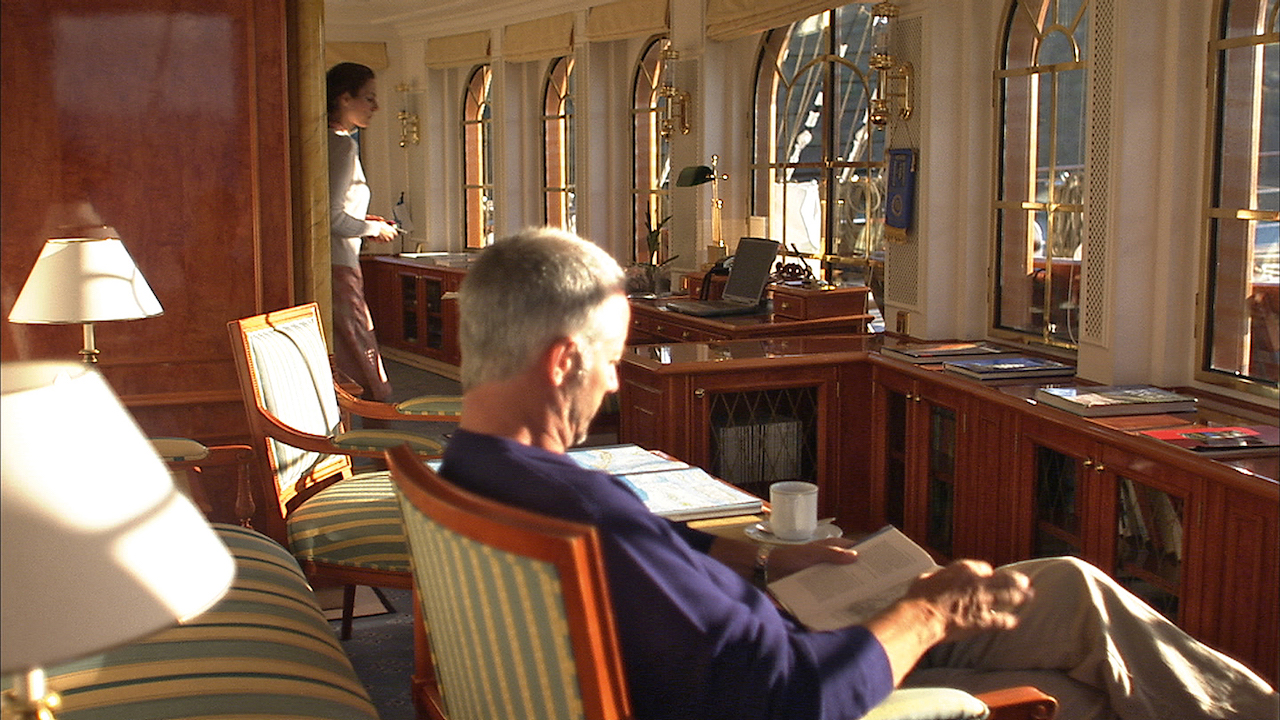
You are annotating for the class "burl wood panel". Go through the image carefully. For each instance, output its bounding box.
[1,0,294,460]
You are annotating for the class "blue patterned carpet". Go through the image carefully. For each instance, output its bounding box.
[338,588,416,720]
[340,359,456,720]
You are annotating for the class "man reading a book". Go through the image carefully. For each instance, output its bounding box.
[436,227,1276,720]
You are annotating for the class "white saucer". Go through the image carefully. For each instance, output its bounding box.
[745,521,842,545]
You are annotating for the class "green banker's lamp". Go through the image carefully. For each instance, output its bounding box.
[677,154,727,258]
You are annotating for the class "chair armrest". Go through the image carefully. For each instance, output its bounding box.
[334,380,462,423]
[860,687,989,720]
[975,686,1058,720]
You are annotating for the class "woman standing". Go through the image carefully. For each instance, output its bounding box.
[327,62,397,402]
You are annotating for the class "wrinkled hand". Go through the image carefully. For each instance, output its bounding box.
[767,537,859,579]
[903,560,1032,641]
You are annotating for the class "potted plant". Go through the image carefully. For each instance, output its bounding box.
[626,213,679,297]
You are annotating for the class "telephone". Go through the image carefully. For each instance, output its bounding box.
[698,255,734,300]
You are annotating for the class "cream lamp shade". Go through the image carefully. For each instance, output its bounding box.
[0,361,235,675]
[7,236,163,325]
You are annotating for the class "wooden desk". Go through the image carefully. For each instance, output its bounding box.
[628,291,873,345]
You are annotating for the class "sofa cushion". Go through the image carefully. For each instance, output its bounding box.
[40,523,379,720]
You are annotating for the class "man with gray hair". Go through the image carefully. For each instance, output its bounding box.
[437,227,1277,720]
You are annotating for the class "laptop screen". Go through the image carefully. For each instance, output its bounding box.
[722,237,780,304]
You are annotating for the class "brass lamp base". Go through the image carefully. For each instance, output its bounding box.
[2,668,61,720]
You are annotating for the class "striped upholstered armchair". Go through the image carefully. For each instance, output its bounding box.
[384,445,1057,720]
[227,302,458,639]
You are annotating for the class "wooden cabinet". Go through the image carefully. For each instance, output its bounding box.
[1019,414,1201,621]
[870,364,1027,563]
[362,256,467,366]
[618,337,877,520]
[866,354,1278,682]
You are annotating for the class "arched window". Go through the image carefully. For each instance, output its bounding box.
[543,56,576,232]
[993,0,1089,348]
[633,36,672,264]
[752,6,882,285]
[1200,0,1279,394]
[463,64,493,248]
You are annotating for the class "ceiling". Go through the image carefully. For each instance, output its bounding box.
[323,0,601,34]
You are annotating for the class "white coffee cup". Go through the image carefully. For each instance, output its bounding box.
[769,481,818,541]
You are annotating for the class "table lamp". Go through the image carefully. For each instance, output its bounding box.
[677,154,727,258]
[7,208,163,364]
[1,361,235,718]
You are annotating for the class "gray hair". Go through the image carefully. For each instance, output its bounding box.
[457,227,626,390]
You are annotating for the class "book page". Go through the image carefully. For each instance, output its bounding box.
[618,466,762,521]
[568,444,688,475]
[767,526,939,632]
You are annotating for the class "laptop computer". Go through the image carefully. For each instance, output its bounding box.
[665,237,781,317]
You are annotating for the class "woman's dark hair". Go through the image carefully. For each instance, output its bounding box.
[326,62,376,115]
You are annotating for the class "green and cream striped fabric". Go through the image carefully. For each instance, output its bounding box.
[393,395,463,417]
[243,314,345,498]
[398,495,586,720]
[333,428,442,454]
[38,524,379,720]
[290,471,412,574]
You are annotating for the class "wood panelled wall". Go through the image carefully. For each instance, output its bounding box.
[1,0,296,515]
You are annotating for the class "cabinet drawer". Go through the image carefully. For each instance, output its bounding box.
[771,285,869,320]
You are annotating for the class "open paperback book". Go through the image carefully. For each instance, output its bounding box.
[567,444,764,522]
[767,525,939,631]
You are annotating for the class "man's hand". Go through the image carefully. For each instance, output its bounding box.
[766,537,859,579]
[904,560,1032,641]
[865,560,1033,685]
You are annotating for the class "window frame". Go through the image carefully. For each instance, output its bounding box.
[542,55,576,232]
[1196,0,1280,398]
[463,64,493,249]
[990,0,1090,350]
[632,35,672,265]
[751,7,884,286]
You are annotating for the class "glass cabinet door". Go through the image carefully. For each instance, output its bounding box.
[1114,477,1184,619]
[399,274,420,345]
[1033,444,1086,558]
[924,403,957,557]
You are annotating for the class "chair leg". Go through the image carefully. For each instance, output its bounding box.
[341,585,357,640]
[371,586,397,614]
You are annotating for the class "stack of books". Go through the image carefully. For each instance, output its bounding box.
[1139,424,1280,458]
[1033,385,1197,417]
[942,356,1075,381]
[880,340,1018,365]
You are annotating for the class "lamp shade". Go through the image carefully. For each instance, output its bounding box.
[676,164,715,187]
[8,237,163,325]
[0,361,234,674]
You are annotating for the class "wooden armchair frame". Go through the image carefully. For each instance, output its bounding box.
[387,445,630,720]
[228,302,449,640]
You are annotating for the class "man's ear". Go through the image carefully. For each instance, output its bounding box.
[542,336,579,387]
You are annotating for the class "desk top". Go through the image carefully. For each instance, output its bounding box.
[623,334,881,372]
[629,297,874,337]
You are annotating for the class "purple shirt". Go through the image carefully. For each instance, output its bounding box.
[440,429,894,720]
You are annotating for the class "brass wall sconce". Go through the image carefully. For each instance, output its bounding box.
[395,83,420,147]
[659,48,690,137]
[870,1,912,127]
